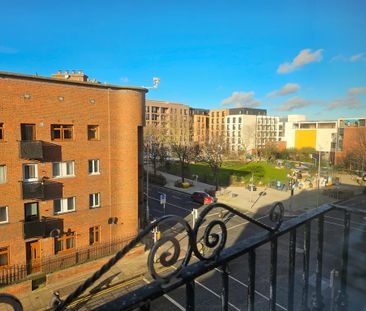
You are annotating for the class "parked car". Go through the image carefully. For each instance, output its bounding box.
[191,191,217,205]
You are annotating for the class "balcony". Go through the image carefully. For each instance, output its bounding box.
[20,140,61,162]
[23,217,64,239]
[22,180,63,200]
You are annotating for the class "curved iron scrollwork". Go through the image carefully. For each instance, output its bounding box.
[53,202,284,310]
[0,294,23,311]
[147,215,193,282]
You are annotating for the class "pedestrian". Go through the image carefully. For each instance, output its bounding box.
[49,291,62,310]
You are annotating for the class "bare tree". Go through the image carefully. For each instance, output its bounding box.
[171,142,200,183]
[344,130,366,171]
[200,136,227,190]
[144,124,169,175]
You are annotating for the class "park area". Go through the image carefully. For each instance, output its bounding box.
[164,160,290,188]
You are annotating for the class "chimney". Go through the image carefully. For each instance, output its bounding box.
[52,70,89,82]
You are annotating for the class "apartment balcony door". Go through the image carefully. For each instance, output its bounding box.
[26,240,41,274]
[21,123,36,141]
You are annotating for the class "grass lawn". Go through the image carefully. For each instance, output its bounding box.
[164,161,289,187]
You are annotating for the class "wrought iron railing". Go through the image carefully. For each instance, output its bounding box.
[0,234,135,287]
[0,202,364,310]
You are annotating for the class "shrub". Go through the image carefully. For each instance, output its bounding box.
[174,180,193,188]
[149,173,167,186]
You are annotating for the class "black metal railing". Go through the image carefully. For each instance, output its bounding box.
[0,202,364,310]
[0,234,135,287]
[22,180,63,200]
[23,217,64,239]
[19,140,61,161]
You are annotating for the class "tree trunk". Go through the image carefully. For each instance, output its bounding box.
[215,172,219,191]
[181,162,185,183]
[153,159,157,176]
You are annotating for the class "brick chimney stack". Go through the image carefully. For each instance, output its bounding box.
[52,70,88,82]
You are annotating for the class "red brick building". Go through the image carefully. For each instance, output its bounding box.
[0,71,147,272]
[334,118,366,168]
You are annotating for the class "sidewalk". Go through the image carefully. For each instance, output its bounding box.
[158,170,364,215]
[8,251,149,311]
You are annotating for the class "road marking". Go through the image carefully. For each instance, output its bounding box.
[172,195,183,200]
[214,268,287,311]
[143,278,185,310]
[194,279,242,311]
[68,274,145,307]
[149,196,193,212]
[325,215,366,226]
[324,220,366,233]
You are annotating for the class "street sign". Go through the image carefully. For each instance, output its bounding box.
[160,193,166,204]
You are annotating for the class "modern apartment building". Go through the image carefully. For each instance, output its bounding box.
[0,71,147,270]
[225,114,257,154]
[189,108,209,144]
[209,108,229,141]
[283,116,337,160]
[146,100,190,145]
[256,115,280,149]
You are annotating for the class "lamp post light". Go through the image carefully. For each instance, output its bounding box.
[143,77,160,227]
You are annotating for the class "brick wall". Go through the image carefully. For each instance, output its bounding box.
[0,73,146,266]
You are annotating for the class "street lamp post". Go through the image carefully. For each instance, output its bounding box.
[143,77,160,227]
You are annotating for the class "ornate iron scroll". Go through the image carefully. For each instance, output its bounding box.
[54,202,284,310]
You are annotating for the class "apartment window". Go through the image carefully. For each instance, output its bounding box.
[53,197,76,214]
[23,164,38,182]
[89,193,101,208]
[0,123,3,142]
[0,165,6,184]
[0,247,9,268]
[52,161,75,178]
[55,232,75,254]
[88,125,100,140]
[0,206,9,224]
[89,226,100,245]
[21,124,36,141]
[51,124,73,141]
[88,159,100,175]
[24,202,39,222]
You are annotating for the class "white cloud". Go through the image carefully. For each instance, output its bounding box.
[276,97,311,111]
[268,83,300,97]
[348,87,366,95]
[0,46,18,54]
[350,53,366,62]
[221,91,260,108]
[277,49,323,74]
[330,52,366,63]
[120,76,129,83]
[327,97,360,110]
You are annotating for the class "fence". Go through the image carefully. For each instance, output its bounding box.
[0,234,136,287]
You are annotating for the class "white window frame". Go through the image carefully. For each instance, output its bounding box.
[89,193,101,208]
[52,161,75,178]
[88,159,100,175]
[0,206,9,224]
[23,163,38,182]
[0,165,6,184]
[53,197,76,215]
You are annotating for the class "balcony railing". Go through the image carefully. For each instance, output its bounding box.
[22,180,63,200]
[19,140,61,162]
[23,217,64,239]
[1,202,364,310]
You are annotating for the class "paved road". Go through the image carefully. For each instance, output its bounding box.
[78,190,366,311]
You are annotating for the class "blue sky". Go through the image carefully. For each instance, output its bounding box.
[1,0,365,120]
